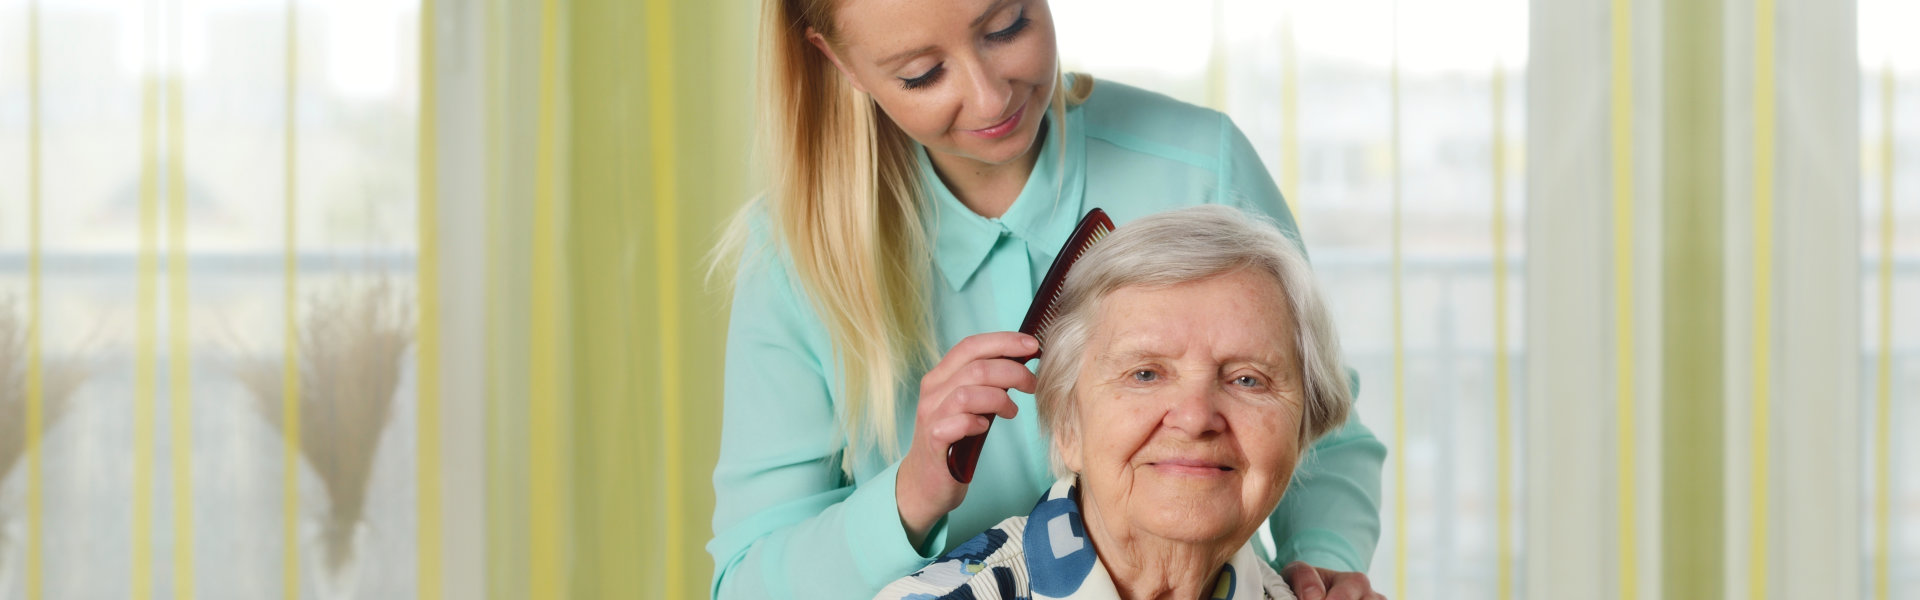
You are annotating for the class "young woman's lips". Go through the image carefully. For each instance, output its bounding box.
[968,104,1025,140]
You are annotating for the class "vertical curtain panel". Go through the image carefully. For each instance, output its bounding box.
[1,1,1914,599]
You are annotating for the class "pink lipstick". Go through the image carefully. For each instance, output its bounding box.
[968,103,1025,140]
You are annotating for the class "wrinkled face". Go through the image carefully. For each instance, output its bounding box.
[1058,269,1305,548]
[812,0,1058,168]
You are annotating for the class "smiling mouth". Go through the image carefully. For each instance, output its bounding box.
[1148,460,1234,472]
[967,103,1026,139]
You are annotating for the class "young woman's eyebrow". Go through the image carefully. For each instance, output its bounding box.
[875,0,1018,67]
[876,45,936,68]
[969,0,1016,27]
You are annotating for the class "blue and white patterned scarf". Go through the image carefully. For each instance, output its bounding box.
[876,477,1297,600]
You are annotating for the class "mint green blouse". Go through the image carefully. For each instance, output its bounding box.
[708,77,1385,600]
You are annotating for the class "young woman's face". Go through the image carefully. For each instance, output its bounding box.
[813,0,1058,168]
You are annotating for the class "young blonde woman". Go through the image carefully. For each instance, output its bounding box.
[710,1,1386,599]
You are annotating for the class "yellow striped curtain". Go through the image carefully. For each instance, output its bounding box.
[1861,1,1918,598]
[0,0,750,594]
[2,1,1917,599]
[2,0,436,598]
[1058,0,1529,597]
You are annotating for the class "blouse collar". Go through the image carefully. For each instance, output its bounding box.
[920,95,1088,291]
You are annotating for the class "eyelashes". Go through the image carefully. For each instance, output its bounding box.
[900,64,945,90]
[985,13,1031,43]
[1116,365,1274,393]
[896,7,1032,91]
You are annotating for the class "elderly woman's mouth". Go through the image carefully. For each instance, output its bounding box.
[1146,459,1236,475]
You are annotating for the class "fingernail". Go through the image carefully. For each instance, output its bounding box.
[1023,335,1039,350]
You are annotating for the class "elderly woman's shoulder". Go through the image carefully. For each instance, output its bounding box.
[873,516,1031,600]
[1252,560,1299,600]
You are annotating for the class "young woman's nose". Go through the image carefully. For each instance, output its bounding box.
[960,55,1014,125]
[1162,383,1228,437]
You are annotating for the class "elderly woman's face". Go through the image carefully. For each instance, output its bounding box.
[1059,268,1305,548]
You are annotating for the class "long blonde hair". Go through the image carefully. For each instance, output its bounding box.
[717,0,1092,473]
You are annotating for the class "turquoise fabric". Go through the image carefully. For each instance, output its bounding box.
[708,77,1386,600]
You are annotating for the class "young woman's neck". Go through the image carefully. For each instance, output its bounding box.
[925,122,1048,219]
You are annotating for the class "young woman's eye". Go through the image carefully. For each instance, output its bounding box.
[1130,369,1161,383]
[899,64,945,90]
[985,9,1030,43]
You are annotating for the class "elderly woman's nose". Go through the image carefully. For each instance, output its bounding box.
[1161,384,1229,436]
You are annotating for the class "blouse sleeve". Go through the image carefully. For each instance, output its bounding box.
[1216,114,1389,572]
[706,215,951,599]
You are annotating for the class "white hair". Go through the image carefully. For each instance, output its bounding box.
[1034,204,1351,475]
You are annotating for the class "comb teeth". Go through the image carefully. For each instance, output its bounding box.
[1015,208,1116,354]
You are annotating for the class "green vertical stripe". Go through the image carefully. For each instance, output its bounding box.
[567,0,649,595]
[1608,0,1639,595]
[528,0,568,593]
[280,2,301,597]
[416,0,444,595]
[1871,60,1894,600]
[1278,6,1298,216]
[1206,0,1227,111]
[482,0,532,597]
[643,0,687,588]
[566,0,754,596]
[1490,59,1514,600]
[1388,2,1408,597]
[1748,0,1777,594]
[1659,0,1725,597]
[24,0,45,597]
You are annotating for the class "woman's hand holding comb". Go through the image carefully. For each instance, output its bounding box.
[896,332,1038,548]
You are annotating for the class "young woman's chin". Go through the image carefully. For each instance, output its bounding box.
[949,116,1045,167]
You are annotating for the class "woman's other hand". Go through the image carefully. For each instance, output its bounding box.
[896,332,1038,547]
[1282,561,1385,600]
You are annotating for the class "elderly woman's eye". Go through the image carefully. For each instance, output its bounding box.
[1232,375,1263,388]
[1130,369,1160,383]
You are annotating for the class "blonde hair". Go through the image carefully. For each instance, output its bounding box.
[716,0,1092,474]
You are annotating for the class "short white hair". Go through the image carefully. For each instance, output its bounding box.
[1034,205,1351,475]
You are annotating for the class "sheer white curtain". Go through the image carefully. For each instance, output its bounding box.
[1054,1,1529,598]
[0,0,425,597]
[1859,0,1919,597]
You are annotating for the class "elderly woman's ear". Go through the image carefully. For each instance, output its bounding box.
[1053,416,1082,474]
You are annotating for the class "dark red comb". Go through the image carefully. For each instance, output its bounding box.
[946,208,1115,484]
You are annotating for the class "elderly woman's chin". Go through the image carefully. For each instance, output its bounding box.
[1124,468,1292,547]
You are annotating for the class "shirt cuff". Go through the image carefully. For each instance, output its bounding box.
[1274,528,1364,573]
[844,460,951,587]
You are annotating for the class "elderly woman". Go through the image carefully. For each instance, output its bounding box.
[875,205,1358,600]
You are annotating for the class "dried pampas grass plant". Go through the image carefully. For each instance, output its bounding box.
[236,278,413,573]
[0,296,87,565]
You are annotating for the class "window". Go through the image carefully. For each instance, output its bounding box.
[1056,1,1528,596]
